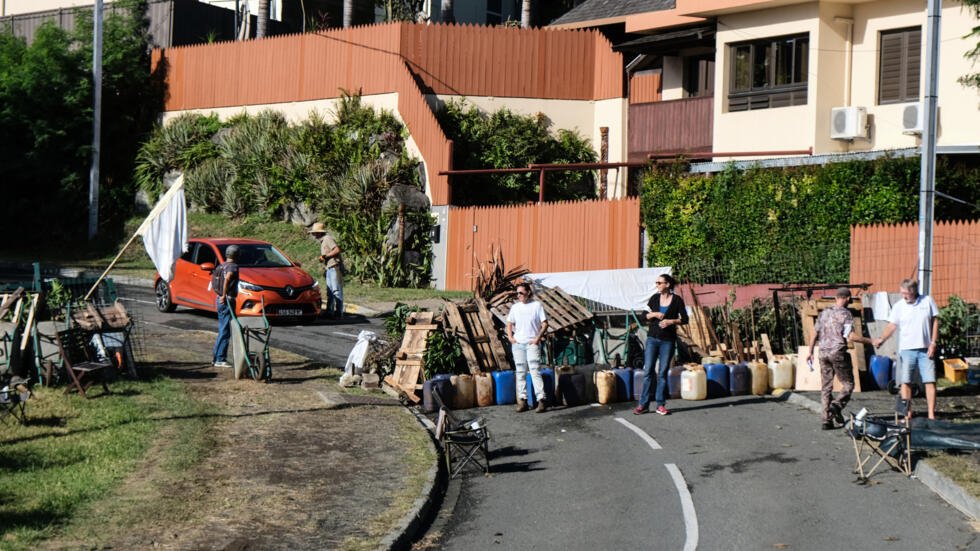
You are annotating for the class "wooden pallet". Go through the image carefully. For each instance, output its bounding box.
[384,312,437,402]
[799,298,867,372]
[443,299,510,374]
[491,286,593,335]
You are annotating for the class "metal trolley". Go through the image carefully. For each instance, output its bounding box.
[228,297,272,382]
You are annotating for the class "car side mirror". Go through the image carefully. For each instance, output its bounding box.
[200,262,215,272]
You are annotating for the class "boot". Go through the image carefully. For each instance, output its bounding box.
[535,398,548,413]
[516,398,528,413]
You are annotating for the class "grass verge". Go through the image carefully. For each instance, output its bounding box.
[0,375,214,550]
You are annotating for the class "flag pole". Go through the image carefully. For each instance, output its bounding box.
[83,231,143,301]
[83,178,185,301]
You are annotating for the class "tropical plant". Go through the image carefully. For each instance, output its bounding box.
[960,0,980,89]
[384,302,423,336]
[424,329,465,378]
[437,99,598,205]
[938,295,980,358]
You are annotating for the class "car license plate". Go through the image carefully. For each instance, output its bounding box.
[278,308,303,316]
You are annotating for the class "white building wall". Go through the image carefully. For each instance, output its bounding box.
[711,0,980,157]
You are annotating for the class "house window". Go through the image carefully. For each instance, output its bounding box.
[728,33,808,111]
[878,27,921,104]
[684,55,715,98]
[486,0,502,24]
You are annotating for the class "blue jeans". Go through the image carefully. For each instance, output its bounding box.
[325,266,344,317]
[898,348,936,384]
[638,336,675,408]
[512,342,544,401]
[213,297,232,363]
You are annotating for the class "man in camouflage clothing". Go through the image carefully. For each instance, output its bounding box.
[803,288,872,429]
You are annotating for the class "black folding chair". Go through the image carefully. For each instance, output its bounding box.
[0,374,31,425]
[845,397,913,481]
[433,392,490,478]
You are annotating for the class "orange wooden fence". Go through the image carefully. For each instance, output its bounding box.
[445,198,642,291]
[850,221,980,306]
[629,71,662,104]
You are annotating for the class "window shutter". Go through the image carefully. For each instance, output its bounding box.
[904,29,922,101]
[879,32,903,103]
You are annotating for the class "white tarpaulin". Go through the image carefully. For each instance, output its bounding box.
[139,176,188,282]
[528,267,672,312]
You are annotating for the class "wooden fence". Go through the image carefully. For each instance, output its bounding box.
[445,198,642,291]
[850,221,980,306]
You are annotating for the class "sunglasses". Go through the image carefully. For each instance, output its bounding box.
[516,291,527,296]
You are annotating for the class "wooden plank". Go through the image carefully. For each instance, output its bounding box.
[20,294,39,351]
[797,346,862,393]
[443,301,482,372]
[760,333,775,362]
[475,298,510,370]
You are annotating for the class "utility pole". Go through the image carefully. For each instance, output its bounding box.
[88,0,104,240]
[918,0,941,294]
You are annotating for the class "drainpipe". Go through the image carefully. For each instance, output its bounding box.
[834,17,854,108]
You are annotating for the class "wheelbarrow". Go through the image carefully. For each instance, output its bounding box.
[228,297,272,382]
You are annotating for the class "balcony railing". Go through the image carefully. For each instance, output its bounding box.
[628,96,713,159]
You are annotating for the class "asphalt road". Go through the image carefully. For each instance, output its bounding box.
[115,282,978,551]
[119,282,384,368]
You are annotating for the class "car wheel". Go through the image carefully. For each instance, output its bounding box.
[155,280,176,313]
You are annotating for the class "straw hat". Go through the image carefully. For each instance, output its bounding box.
[308,222,327,235]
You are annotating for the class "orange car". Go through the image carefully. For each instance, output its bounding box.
[154,238,321,320]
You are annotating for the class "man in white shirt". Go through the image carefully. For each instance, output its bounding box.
[506,283,549,413]
[873,279,940,419]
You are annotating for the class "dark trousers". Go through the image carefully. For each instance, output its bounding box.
[820,350,854,421]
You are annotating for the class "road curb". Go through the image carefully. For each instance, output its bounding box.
[377,389,445,551]
[344,302,385,318]
[784,391,979,521]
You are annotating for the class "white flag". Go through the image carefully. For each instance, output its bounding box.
[139,176,188,282]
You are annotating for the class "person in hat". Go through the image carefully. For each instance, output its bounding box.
[212,245,240,368]
[803,287,873,429]
[310,222,344,318]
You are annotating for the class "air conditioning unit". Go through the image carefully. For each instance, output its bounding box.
[902,102,924,135]
[830,106,868,140]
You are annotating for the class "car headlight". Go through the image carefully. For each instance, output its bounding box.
[238,280,263,292]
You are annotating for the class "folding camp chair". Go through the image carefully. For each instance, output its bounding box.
[845,397,913,481]
[0,374,30,425]
[51,328,112,398]
[433,393,490,478]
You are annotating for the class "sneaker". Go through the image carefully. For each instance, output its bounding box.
[821,420,836,430]
[633,406,647,415]
[516,398,528,413]
[830,404,845,425]
[535,399,548,413]
[654,405,670,416]
[213,360,232,368]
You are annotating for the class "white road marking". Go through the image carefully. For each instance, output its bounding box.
[331,331,361,339]
[665,463,699,551]
[614,416,662,450]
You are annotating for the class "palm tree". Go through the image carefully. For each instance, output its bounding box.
[256,0,270,38]
[441,0,454,22]
[521,0,532,28]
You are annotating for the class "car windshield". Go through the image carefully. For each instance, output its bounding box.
[217,243,293,268]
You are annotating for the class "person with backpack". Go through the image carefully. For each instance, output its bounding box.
[211,245,240,368]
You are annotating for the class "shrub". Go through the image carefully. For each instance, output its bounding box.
[437,99,598,205]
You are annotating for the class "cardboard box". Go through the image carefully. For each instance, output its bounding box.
[943,358,968,383]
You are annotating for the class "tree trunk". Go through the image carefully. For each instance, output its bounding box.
[521,0,532,28]
[343,0,354,28]
[256,0,269,38]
